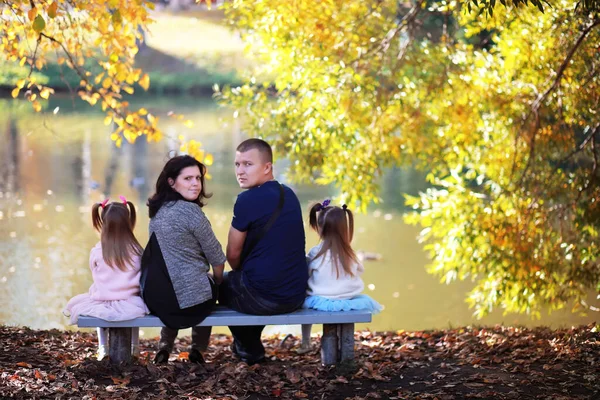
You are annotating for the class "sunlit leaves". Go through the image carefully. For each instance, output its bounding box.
[220,0,600,317]
[180,139,214,178]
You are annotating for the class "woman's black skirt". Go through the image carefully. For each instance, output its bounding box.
[140,233,217,330]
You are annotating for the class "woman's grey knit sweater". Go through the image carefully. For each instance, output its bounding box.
[149,200,226,308]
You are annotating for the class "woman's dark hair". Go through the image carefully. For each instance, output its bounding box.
[147,155,212,218]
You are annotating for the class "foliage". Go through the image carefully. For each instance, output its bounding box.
[1,0,155,146]
[1,325,599,398]
[0,0,214,169]
[218,0,600,317]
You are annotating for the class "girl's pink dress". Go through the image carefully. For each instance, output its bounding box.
[64,242,149,324]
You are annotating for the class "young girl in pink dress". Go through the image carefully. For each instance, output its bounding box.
[64,196,149,360]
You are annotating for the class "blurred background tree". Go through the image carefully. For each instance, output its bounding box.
[217,0,600,318]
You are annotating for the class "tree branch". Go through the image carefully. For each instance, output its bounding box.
[28,34,41,79]
[558,122,600,164]
[511,18,600,184]
[39,32,139,135]
[529,18,600,115]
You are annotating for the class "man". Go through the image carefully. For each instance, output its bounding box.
[220,138,308,364]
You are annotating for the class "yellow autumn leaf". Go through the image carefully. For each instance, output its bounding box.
[16,79,25,89]
[138,108,148,115]
[184,120,194,128]
[104,116,113,126]
[11,88,20,98]
[40,88,51,99]
[32,100,42,112]
[94,73,105,84]
[19,57,27,67]
[204,153,214,166]
[139,74,150,90]
[102,77,112,89]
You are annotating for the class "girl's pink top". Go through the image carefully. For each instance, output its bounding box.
[88,242,143,301]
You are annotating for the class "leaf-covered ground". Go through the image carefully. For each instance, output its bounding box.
[1,324,599,399]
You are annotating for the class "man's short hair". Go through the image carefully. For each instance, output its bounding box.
[236,138,273,163]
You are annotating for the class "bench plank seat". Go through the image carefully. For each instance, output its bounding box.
[78,306,372,328]
[77,306,372,365]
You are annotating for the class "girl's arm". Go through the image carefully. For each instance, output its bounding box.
[356,262,365,275]
[89,245,100,271]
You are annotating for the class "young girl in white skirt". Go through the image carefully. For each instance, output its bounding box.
[300,200,382,353]
[64,197,149,360]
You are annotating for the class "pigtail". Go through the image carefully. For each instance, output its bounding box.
[309,202,322,232]
[315,203,359,279]
[342,204,354,242]
[92,203,103,232]
[126,201,137,229]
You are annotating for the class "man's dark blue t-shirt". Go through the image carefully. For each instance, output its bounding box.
[231,180,307,303]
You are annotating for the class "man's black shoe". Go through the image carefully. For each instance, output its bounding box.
[230,342,265,365]
[153,349,169,364]
[188,349,205,364]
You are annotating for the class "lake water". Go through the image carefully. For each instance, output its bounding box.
[0,96,597,338]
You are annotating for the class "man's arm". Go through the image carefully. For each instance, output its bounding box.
[227,226,247,270]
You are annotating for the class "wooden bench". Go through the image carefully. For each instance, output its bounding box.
[78,306,372,365]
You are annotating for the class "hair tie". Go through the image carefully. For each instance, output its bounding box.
[99,198,109,208]
[322,199,331,208]
[342,204,347,210]
[119,195,128,205]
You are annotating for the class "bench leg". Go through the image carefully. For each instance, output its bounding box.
[339,323,355,362]
[321,324,339,365]
[109,328,132,364]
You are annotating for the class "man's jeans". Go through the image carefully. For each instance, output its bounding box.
[219,270,304,362]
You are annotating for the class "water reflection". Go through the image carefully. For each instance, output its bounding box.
[0,96,597,334]
[1,117,20,194]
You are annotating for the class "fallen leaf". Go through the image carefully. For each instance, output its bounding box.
[16,362,31,368]
[111,376,131,386]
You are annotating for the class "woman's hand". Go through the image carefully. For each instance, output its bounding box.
[212,264,224,285]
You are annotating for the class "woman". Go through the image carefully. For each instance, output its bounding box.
[142,155,226,364]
